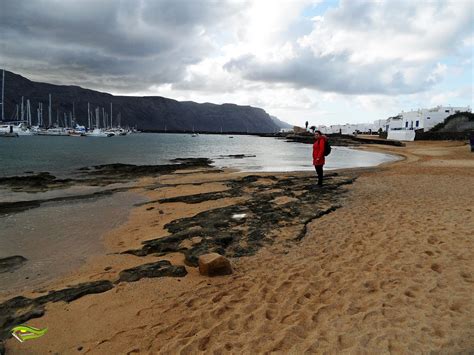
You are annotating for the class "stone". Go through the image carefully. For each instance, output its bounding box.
[118,260,187,282]
[198,253,233,277]
[0,255,27,274]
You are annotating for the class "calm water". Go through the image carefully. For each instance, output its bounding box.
[0,134,399,295]
[0,133,398,177]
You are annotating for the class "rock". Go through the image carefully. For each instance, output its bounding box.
[198,253,233,277]
[118,260,187,283]
[36,281,114,304]
[0,255,27,274]
[0,281,114,341]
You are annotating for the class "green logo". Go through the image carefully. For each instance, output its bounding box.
[11,325,48,343]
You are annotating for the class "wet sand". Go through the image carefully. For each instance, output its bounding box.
[0,191,145,298]
[3,141,474,354]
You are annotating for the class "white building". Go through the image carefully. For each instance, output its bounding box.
[387,105,471,141]
[317,123,377,135]
[400,106,470,131]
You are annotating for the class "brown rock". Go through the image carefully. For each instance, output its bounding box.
[198,253,233,276]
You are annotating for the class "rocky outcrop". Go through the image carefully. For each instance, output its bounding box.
[198,253,233,277]
[119,260,187,282]
[0,256,27,274]
[0,158,214,215]
[0,281,114,341]
[124,172,356,266]
[0,259,187,342]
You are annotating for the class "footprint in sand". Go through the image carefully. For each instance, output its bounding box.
[431,263,442,273]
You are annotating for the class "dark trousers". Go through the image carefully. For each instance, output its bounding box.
[314,165,323,185]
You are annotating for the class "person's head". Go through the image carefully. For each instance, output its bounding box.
[314,130,322,138]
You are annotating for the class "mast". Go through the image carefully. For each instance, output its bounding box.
[26,99,31,126]
[96,107,99,129]
[1,69,4,121]
[48,94,52,127]
[39,102,43,126]
[102,107,105,128]
[87,102,90,130]
[21,96,24,121]
[110,102,113,128]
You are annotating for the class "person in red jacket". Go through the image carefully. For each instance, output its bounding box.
[312,130,327,186]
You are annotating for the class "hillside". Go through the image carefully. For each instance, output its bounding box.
[430,112,474,132]
[0,70,280,133]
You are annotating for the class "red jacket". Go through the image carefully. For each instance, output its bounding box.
[312,135,327,166]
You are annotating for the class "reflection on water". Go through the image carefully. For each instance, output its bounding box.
[0,192,145,297]
[0,134,398,177]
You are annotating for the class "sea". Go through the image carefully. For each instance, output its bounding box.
[0,134,399,295]
[0,133,398,177]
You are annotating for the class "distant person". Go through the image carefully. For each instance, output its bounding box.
[313,130,327,186]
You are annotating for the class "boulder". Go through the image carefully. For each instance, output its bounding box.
[198,253,233,276]
[118,260,187,282]
[0,255,27,273]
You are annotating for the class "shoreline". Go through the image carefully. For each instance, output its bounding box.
[1,141,473,353]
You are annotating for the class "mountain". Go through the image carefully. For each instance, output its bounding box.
[270,115,292,129]
[0,70,280,133]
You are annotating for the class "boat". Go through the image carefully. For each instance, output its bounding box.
[86,128,114,137]
[0,125,19,137]
[14,123,34,135]
[36,127,69,136]
[0,123,33,136]
[68,124,86,136]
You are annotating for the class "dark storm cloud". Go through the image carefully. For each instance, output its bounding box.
[0,0,243,92]
[223,50,426,95]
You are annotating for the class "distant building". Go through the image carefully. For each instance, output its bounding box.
[387,105,471,141]
[400,106,471,131]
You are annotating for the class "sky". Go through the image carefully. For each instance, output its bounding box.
[1,0,473,127]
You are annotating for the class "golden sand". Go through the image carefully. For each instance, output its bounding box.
[5,141,474,354]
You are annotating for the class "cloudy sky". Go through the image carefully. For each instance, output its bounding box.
[1,0,473,126]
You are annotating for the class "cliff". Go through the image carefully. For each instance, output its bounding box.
[1,70,280,133]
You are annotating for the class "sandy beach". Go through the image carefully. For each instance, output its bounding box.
[2,140,474,354]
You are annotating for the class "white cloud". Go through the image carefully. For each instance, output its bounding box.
[1,0,472,126]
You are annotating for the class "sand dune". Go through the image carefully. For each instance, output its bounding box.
[5,141,474,354]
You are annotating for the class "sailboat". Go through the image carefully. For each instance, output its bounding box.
[85,107,113,137]
[191,124,198,137]
[0,124,19,137]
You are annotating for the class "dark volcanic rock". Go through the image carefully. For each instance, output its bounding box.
[0,158,214,215]
[85,158,213,180]
[35,281,114,304]
[118,260,187,282]
[0,256,27,274]
[0,172,73,192]
[0,281,113,341]
[218,154,257,159]
[124,173,356,266]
